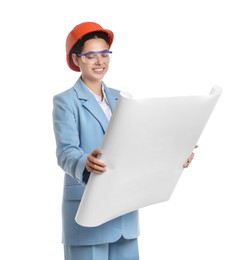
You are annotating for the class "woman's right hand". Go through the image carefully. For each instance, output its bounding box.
[86,149,107,174]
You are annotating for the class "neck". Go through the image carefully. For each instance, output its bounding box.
[81,76,103,98]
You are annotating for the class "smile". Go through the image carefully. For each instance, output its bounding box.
[93,68,105,73]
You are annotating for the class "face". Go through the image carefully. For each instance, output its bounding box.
[72,38,110,82]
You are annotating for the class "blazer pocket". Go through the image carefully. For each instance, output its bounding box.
[63,185,85,201]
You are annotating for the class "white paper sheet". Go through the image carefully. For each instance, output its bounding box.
[75,86,222,227]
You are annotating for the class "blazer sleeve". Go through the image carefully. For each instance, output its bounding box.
[52,94,87,183]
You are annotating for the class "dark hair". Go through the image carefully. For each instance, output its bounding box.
[69,31,110,58]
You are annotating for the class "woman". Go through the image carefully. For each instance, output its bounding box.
[53,22,140,260]
[52,21,195,260]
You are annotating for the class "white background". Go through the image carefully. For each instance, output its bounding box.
[0,0,241,259]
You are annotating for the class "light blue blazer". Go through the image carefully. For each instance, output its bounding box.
[52,78,139,246]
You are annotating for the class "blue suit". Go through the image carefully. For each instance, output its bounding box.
[52,78,140,246]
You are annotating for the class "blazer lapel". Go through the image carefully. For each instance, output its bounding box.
[83,99,109,132]
[103,84,119,112]
[74,79,109,133]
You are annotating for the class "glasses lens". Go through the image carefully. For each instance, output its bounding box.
[80,50,111,64]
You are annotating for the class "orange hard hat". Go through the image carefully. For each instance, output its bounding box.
[66,22,114,71]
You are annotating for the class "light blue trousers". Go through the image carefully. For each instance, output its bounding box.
[64,236,139,260]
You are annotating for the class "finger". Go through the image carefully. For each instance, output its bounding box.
[188,152,195,162]
[183,160,191,168]
[86,157,106,169]
[183,163,189,168]
[91,149,104,158]
[86,166,105,174]
[86,161,106,174]
[86,155,107,173]
[87,155,107,167]
[183,152,195,168]
[86,167,104,174]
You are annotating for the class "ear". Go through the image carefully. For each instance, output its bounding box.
[71,53,80,67]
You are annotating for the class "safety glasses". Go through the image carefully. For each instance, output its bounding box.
[76,50,112,64]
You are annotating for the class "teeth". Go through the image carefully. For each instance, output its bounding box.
[94,68,104,72]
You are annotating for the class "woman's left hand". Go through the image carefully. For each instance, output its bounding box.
[183,145,198,168]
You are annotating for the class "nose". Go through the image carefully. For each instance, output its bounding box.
[95,54,103,64]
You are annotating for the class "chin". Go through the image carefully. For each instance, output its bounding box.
[94,73,106,80]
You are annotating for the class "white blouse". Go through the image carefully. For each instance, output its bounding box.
[88,85,112,121]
